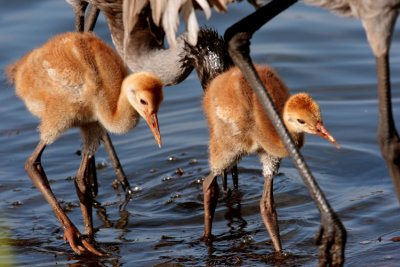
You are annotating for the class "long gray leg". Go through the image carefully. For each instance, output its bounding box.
[376,54,400,202]
[84,4,100,32]
[224,0,345,264]
[68,0,88,32]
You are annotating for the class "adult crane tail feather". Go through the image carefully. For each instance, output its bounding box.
[122,0,148,63]
[122,0,212,52]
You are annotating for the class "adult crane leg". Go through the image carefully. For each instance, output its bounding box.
[68,0,88,32]
[84,4,100,32]
[224,0,346,265]
[69,2,133,197]
[361,2,400,203]
[376,54,400,202]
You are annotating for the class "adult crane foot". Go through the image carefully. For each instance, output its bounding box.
[314,213,346,266]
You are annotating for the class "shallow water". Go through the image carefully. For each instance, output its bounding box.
[1,1,400,266]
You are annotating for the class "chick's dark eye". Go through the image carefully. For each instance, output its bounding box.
[140,99,147,105]
[297,119,305,124]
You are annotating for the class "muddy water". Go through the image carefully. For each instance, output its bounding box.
[1,1,400,266]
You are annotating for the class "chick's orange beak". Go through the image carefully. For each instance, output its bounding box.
[144,111,161,148]
[315,122,340,148]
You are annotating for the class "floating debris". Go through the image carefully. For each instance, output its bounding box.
[167,193,182,204]
[112,179,119,191]
[176,168,184,176]
[4,130,19,136]
[66,202,79,208]
[132,186,143,193]
[240,234,255,244]
[195,177,204,184]
[161,235,174,240]
[390,236,400,242]
[162,176,174,182]
[65,176,74,181]
[168,155,178,161]
[189,159,198,165]
[62,202,79,212]
[359,240,371,245]
[171,193,182,199]
[96,161,108,169]
[150,168,158,173]
[234,255,241,263]
[11,201,23,206]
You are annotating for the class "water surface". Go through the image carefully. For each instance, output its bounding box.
[1,1,400,266]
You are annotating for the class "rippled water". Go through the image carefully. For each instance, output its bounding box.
[1,1,400,266]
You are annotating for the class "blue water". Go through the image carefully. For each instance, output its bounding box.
[1,1,400,266]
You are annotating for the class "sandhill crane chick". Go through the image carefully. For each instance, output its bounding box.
[5,32,164,255]
[201,64,339,252]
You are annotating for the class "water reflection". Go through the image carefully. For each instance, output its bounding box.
[94,200,132,245]
[224,190,247,236]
